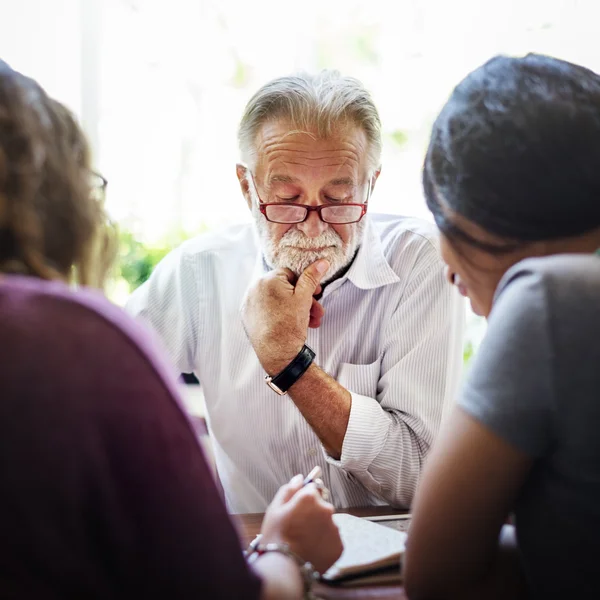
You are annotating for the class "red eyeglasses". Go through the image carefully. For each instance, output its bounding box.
[249,173,371,225]
[259,202,367,224]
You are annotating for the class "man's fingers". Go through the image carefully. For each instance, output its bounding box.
[296,260,330,298]
[267,267,297,285]
[309,316,322,328]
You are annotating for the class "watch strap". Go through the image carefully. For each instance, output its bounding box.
[265,344,315,395]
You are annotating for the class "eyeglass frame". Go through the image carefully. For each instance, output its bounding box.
[247,171,372,225]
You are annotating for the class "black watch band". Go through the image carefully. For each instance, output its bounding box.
[265,344,315,396]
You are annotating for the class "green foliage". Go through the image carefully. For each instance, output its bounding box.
[463,339,474,366]
[231,57,251,88]
[389,129,409,148]
[353,29,379,64]
[118,231,166,292]
[117,227,206,292]
[314,23,380,69]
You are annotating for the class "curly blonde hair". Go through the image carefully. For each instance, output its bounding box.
[0,60,115,287]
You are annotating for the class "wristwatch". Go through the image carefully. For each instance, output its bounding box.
[245,534,320,599]
[264,344,315,396]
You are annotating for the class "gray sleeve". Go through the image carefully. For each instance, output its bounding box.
[459,268,556,457]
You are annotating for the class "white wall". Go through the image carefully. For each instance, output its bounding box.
[0,0,102,155]
[0,0,83,111]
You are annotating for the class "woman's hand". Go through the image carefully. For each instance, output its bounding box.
[260,474,343,574]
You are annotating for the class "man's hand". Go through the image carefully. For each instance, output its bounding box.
[241,259,329,375]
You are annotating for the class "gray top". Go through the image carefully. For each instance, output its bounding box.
[460,253,600,599]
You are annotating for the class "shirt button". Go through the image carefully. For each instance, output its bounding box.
[307,447,318,457]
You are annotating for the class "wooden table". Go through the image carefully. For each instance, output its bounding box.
[235,506,409,600]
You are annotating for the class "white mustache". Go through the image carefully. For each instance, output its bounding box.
[278,229,343,249]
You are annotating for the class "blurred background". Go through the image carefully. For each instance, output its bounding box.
[3,0,598,358]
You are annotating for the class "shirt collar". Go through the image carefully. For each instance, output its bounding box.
[342,216,401,290]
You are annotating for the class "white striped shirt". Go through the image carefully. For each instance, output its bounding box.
[126,214,465,513]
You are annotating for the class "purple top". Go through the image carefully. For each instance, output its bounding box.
[0,275,261,599]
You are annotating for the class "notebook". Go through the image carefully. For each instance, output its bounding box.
[321,513,407,585]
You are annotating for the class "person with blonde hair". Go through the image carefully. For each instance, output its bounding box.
[127,70,465,513]
[0,59,341,599]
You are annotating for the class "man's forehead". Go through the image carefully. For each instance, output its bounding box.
[256,120,367,150]
[254,120,369,183]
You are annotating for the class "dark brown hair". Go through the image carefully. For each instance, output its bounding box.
[0,60,115,286]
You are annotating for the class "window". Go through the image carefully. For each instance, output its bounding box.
[5,0,597,353]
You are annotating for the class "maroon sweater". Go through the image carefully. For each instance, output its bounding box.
[0,276,261,599]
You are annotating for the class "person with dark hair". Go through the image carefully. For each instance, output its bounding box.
[403,54,600,600]
[0,59,342,599]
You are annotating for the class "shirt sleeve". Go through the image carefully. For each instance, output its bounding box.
[459,268,556,457]
[125,247,199,374]
[325,251,466,508]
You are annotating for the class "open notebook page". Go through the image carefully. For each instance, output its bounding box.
[322,513,407,581]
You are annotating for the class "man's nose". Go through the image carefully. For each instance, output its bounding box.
[297,208,328,238]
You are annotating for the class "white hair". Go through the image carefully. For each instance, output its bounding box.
[238,70,382,171]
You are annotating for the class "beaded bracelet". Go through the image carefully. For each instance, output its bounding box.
[245,534,320,599]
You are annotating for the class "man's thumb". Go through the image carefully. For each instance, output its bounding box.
[296,259,329,296]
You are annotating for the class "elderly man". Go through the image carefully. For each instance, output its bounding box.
[126,70,465,513]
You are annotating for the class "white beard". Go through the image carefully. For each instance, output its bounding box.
[251,200,364,284]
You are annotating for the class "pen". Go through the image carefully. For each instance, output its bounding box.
[302,465,322,486]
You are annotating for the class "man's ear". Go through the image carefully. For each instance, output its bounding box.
[365,167,382,205]
[371,167,382,194]
[236,163,252,210]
